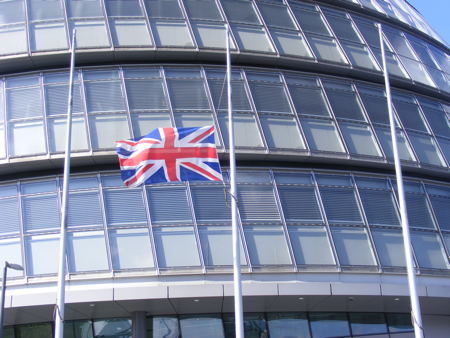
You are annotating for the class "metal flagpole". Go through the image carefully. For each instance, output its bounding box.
[226,24,244,338]
[54,28,76,338]
[378,23,424,338]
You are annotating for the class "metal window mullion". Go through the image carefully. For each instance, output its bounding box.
[1,80,8,159]
[39,74,50,157]
[161,68,176,128]
[351,173,382,271]
[78,70,93,154]
[99,0,113,49]
[16,181,27,277]
[252,1,279,56]
[215,0,240,53]
[311,171,340,270]
[23,0,31,56]
[317,78,351,157]
[138,0,156,47]
[241,71,269,151]
[178,0,198,51]
[234,181,252,273]
[270,170,297,271]
[55,176,70,275]
[382,30,413,81]
[185,182,206,273]
[61,0,70,44]
[201,67,224,148]
[118,67,134,139]
[97,173,113,273]
[141,184,160,274]
[350,14,383,70]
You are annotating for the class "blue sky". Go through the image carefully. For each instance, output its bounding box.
[407,0,450,46]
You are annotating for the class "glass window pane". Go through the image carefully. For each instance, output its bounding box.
[0,0,25,24]
[260,116,304,149]
[148,317,179,338]
[179,315,224,338]
[341,42,379,70]
[218,113,264,148]
[404,191,435,228]
[292,8,331,36]
[319,187,363,224]
[22,194,60,231]
[339,122,381,157]
[258,3,296,30]
[110,19,152,47]
[191,186,231,223]
[208,79,251,112]
[109,228,154,270]
[394,99,428,132]
[267,313,311,338]
[198,226,246,266]
[89,114,130,150]
[64,320,94,338]
[375,127,415,161]
[273,30,313,58]
[289,226,335,265]
[408,132,445,166]
[288,85,331,117]
[144,0,183,18]
[9,120,46,156]
[25,234,59,275]
[386,313,413,333]
[184,0,222,20]
[349,313,387,336]
[147,187,192,224]
[7,87,42,119]
[244,226,291,265]
[309,313,350,338]
[45,83,84,115]
[0,25,27,55]
[153,226,200,268]
[237,185,280,223]
[48,117,89,153]
[152,21,193,47]
[331,227,376,266]
[105,0,143,16]
[306,35,347,64]
[67,191,103,228]
[249,83,291,114]
[67,0,103,17]
[232,25,275,53]
[428,194,450,230]
[324,87,365,121]
[85,80,126,113]
[0,239,22,278]
[93,319,131,338]
[131,112,172,137]
[420,104,450,138]
[371,229,406,267]
[0,197,20,234]
[16,323,53,338]
[71,20,110,48]
[30,22,67,51]
[358,189,400,226]
[325,14,362,43]
[68,231,109,272]
[221,0,260,24]
[301,118,345,153]
[358,91,389,124]
[104,189,147,226]
[192,23,234,49]
[167,79,209,110]
[278,186,322,223]
[411,231,449,269]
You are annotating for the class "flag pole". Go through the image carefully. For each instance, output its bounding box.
[225,24,244,338]
[54,28,76,338]
[378,23,424,338]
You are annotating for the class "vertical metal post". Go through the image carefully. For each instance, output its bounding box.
[54,28,76,338]
[378,23,424,338]
[226,24,244,338]
[0,263,7,338]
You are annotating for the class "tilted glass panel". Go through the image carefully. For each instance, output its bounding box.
[267,313,311,338]
[0,239,22,277]
[22,194,60,231]
[175,112,214,128]
[407,37,438,68]
[301,118,345,152]
[232,25,275,53]
[152,20,194,47]
[411,231,449,269]
[419,104,450,138]
[404,192,436,229]
[259,116,304,149]
[104,189,148,226]
[221,0,260,24]
[7,87,42,120]
[22,180,56,194]
[9,120,46,156]
[125,79,167,111]
[323,86,366,121]
[324,13,362,43]
[184,0,222,20]
[85,80,126,113]
[67,191,103,228]
[16,323,53,337]
[30,22,68,51]
[288,226,335,265]
[0,25,27,55]
[147,186,192,225]
[277,186,322,223]
[25,234,59,275]
[67,231,109,272]
[349,313,387,336]
[357,90,389,125]
[224,313,267,338]
[28,0,64,20]
[372,48,409,78]
[89,114,130,149]
[179,315,225,338]
[0,197,20,234]
[338,122,381,157]
[374,127,415,161]
[64,321,94,338]
[319,186,363,224]
[257,2,296,30]
[399,56,435,87]
[109,19,152,47]
[249,83,291,114]
[244,225,292,265]
[270,29,312,58]
[218,113,264,148]
[0,0,25,24]
[384,29,416,59]
[70,20,110,48]
[192,23,234,49]
[407,132,445,166]
[288,85,330,117]
[109,228,154,270]
[437,137,450,165]
[353,17,379,48]
[429,44,450,74]
[45,83,84,115]
[428,195,450,230]
[208,79,251,111]
[305,34,347,64]
[386,313,413,333]
[371,229,406,267]
[67,0,103,17]
[48,117,89,153]
[104,0,143,16]
[93,319,131,337]
[358,189,400,226]
[131,112,172,137]
[148,317,180,338]
[0,125,4,159]
[291,7,331,36]
[167,79,209,110]
[237,185,281,223]
[153,226,201,268]
[144,0,183,18]
[190,185,231,224]
[331,227,377,266]
[341,42,379,70]
[309,313,350,338]
[198,226,246,266]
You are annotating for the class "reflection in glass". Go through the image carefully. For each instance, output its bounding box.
[180,315,224,338]
[148,316,180,338]
[93,318,131,338]
[309,312,350,338]
[244,226,291,265]
[289,226,335,265]
[267,313,310,338]
[349,312,387,336]
[371,229,406,267]
[331,227,376,266]
[67,231,109,272]
[26,235,59,275]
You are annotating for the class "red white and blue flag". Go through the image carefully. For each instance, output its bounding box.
[116,126,223,187]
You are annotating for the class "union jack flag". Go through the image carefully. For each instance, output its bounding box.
[116,126,223,187]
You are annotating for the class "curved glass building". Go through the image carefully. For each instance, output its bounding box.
[0,0,448,337]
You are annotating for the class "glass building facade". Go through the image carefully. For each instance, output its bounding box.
[0,0,448,337]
